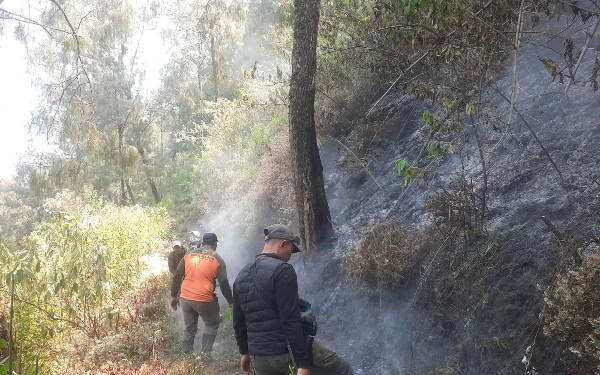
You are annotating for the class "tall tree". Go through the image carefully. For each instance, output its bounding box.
[288,0,332,252]
[27,0,152,204]
[161,0,246,101]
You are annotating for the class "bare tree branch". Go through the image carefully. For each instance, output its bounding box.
[48,0,91,85]
[0,7,70,37]
[365,27,459,117]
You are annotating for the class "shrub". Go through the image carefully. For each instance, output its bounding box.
[51,272,180,374]
[0,195,168,372]
[344,220,425,289]
[542,248,600,372]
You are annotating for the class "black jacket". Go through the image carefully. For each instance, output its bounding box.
[168,248,186,275]
[232,253,310,368]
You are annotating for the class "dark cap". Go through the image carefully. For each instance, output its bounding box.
[202,233,218,244]
[264,224,303,253]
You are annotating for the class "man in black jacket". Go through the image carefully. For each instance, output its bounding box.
[233,224,353,375]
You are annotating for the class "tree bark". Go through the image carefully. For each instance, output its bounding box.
[289,0,332,253]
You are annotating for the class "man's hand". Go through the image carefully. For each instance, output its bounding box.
[240,354,251,374]
[170,297,179,311]
[229,303,233,308]
[298,368,311,375]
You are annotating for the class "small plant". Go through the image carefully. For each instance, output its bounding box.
[427,140,447,160]
[395,158,425,186]
[422,110,439,134]
[485,223,526,254]
[425,176,485,239]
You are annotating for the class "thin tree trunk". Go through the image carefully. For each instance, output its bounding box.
[118,124,127,205]
[197,19,204,94]
[148,178,160,203]
[137,145,161,203]
[125,178,135,204]
[120,178,126,205]
[289,0,332,253]
[210,32,219,100]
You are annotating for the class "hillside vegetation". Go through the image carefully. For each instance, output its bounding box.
[1,0,600,374]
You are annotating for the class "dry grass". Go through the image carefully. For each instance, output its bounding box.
[425,178,483,238]
[344,219,426,289]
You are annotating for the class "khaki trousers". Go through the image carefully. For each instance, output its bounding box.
[251,339,353,375]
[180,297,220,353]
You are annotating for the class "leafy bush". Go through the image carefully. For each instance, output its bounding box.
[344,220,426,289]
[0,194,168,372]
[542,248,600,372]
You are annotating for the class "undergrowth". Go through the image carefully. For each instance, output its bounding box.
[52,272,179,374]
[542,245,600,373]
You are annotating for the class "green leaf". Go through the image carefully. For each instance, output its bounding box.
[395,158,407,174]
[508,223,527,233]
[0,339,7,349]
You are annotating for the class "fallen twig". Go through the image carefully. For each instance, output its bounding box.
[508,0,525,127]
[541,215,564,241]
[492,87,566,185]
[565,18,600,92]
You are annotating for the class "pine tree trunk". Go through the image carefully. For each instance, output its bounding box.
[289,0,332,253]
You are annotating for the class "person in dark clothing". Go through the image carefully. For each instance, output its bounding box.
[233,224,353,375]
[171,233,233,355]
[168,240,186,275]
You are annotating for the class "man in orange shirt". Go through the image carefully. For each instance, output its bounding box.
[170,233,233,355]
